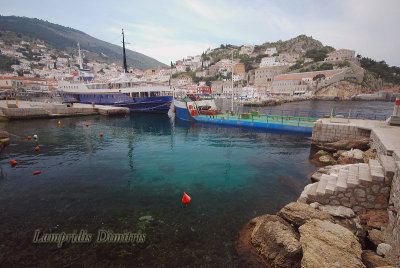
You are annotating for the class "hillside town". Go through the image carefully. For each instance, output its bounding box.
[0,32,397,101]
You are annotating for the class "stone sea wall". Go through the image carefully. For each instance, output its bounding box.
[310,118,400,265]
[385,158,400,264]
[312,119,371,143]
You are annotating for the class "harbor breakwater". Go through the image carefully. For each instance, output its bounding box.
[0,101,130,120]
[238,117,400,267]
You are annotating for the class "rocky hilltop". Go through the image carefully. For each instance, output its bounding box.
[260,34,325,54]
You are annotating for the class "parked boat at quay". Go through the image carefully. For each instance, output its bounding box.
[59,30,173,113]
[59,78,173,113]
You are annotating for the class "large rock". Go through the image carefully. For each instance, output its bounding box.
[251,214,302,268]
[376,243,392,257]
[318,155,337,166]
[277,202,334,228]
[362,149,376,164]
[339,149,364,163]
[299,219,365,268]
[318,205,356,218]
[367,229,384,247]
[315,139,370,152]
[362,250,392,268]
[359,210,389,229]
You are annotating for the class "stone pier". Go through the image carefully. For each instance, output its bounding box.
[300,116,400,265]
[0,101,130,119]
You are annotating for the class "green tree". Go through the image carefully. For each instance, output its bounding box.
[305,47,332,62]
[0,55,19,71]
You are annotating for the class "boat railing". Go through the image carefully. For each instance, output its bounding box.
[197,112,318,127]
[247,108,387,121]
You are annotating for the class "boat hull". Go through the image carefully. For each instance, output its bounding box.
[173,99,217,121]
[62,93,172,113]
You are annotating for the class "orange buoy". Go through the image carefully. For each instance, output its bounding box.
[10,159,17,166]
[100,133,103,137]
[35,146,40,151]
[27,136,32,140]
[33,171,41,175]
[182,192,191,204]
[86,123,89,127]
[62,125,65,128]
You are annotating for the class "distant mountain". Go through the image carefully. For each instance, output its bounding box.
[0,15,167,70]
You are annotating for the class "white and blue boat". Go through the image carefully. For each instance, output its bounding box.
[59,30,173,113]
[172,95,218,121]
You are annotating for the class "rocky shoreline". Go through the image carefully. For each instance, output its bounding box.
[237,138,397,268]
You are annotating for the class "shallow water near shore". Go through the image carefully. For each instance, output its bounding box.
[0,100,393,267]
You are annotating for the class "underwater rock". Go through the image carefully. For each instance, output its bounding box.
[139,215,154,222]
[277,176,305,195]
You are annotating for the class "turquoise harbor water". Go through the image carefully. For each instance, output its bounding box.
[0,100,394,267]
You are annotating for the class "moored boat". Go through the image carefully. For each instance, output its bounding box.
[172,95,219,121]
[59,30,173,113]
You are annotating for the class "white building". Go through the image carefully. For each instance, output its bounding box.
[324,49,355,62]
[260,56,288,67]
[240,45,255,55]
[265,47,277,56]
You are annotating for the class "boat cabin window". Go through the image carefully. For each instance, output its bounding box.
[131,92,139,98]
[150,91,160,97]
[140,92,149,97]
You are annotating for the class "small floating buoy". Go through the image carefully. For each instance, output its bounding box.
[10,160,17,166]
[35,146,40,151]
[33,171,41,175]
[86,123,89,127]
[27,136,32,140]
[100,133,103,137]
[62,125,65,128]
[58,121,61,125]
[33,134,38,139]
[182,192,191,204]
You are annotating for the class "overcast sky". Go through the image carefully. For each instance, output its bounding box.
[2,0,400,66]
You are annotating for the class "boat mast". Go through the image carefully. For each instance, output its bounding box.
[122,29,128,73]
[77,43,83,69]
[231,50,234,112]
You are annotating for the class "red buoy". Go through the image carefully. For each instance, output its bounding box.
[35,146,40,151]
[27,136,32,140]
[182,192,191,204]
[86,123,89,127]
[62,125,65,128]
[33,171,41,175]
[100,133,103,137]
[10,160,17,166]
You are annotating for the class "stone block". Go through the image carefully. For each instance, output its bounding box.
[325,175,338,194]
[379,155,396,182]
[337,169,348,191]
[380,187,390,195]
[316,177,329,196]
[370,166,384,182]
[368,159,380,168]
[371,184,380,194]
[354,188,366,198]
[329,200,340,206]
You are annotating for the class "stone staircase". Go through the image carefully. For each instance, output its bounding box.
[299,156,396,214]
